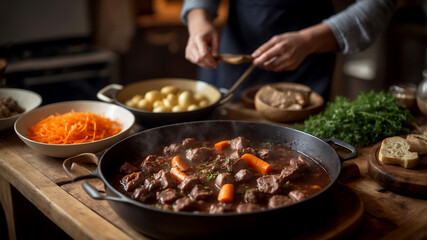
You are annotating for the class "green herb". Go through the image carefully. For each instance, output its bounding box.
[206,172,219,180]
[295,91,414,147]
[162,162,171,170]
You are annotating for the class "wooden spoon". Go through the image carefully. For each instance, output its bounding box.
[218,53,253,64]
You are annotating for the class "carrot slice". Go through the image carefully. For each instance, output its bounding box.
[171,155,189,171]
[218,183,234,203]
[27,110,122,144]
[214,140,229,150]
[241,153,272,174]
[170,167,187,183]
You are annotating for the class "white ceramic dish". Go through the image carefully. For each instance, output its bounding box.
[14,100,135,158]
[0,88,42,131]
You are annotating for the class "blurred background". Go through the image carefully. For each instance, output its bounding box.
[0,0,426,238]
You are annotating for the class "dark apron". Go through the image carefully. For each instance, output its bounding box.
[198,0,336,101]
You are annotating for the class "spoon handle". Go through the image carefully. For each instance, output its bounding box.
[222,64,256,101]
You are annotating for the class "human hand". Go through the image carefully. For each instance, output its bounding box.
[251,31,312,72]
[185,9,219,68]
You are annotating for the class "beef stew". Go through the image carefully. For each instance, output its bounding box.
[110,136,331,214]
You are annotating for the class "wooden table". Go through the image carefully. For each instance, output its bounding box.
[1,102,426,240]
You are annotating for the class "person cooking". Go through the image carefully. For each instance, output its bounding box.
[181,0,397,101]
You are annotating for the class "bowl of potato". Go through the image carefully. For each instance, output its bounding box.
[97,78,231,127]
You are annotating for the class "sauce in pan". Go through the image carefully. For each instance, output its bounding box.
[110,136,331,214]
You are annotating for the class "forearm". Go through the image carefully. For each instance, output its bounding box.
[299,23,340,55]
[187,9,214,35]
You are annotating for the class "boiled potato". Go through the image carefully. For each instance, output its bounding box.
[198,100,210,108]
[145,90,162,103]
[187,104,199,111]
[127,86,210,113]
[178,90,195,108]
[153,106,171,112]
[153,100,164,109]
[137,99,152,111]
[160,86,180,96]
[172,105,186,112]
[194,93,207,103]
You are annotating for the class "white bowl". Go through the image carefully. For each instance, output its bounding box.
[14,100,135,158]
[0,88,42,131]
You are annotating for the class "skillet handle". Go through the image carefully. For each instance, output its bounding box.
[82,181,133,204]
[97,83,123,103]
[323,138,358,161]
[63,153,101,181]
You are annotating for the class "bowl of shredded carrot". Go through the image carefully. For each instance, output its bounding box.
[14,100,135,158]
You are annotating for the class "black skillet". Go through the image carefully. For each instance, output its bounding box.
[64,120,357,239]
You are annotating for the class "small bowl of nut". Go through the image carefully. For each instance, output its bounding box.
[97,78,230,128]
[254,82,324,123]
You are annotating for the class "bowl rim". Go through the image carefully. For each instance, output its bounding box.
[14,100,135,147]
[0,88,42,120]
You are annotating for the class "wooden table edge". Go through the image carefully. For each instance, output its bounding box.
[0,144,133,240]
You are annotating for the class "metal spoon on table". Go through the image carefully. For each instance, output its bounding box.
[218,54,256,103]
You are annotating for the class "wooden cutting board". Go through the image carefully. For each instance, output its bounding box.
[368,141,427,198]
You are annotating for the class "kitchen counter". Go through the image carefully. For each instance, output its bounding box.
[1,102,426,239]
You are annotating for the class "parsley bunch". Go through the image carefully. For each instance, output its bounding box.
[296,91,414,147]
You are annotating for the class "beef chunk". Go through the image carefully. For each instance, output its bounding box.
[154,169,177,189]
[119,162,139,175]
[268,195,294,208]
[209,204,233,214]
[132,187,155,203]
[120,172,145,192]
[289,190,306,201]
[244,188,266,204]
[257,175,283,194]
[280,156,308,180]
[229,150,241,160]
[236,203,264,213]
[141,155,162,174]
[173,197,197,212]
[185,147,213,163]
[189,185,213,200]
[163,143,183,156]
[178,175,199,193]
[290,156,309,169]
[144,178,161,191]
[157,188,180,204]
[182,138,199,149]
[215,173,234,188]
[280,165,298,180]
[231,159,248,173]
[257,148,271,160]
[229,137,249,150]
[234,169,253,182]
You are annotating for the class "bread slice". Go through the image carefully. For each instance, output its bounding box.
[378,136,419,169]
[406,134,427,155]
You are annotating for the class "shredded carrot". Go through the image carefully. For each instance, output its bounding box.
[27,110,122,144]
[241,153,272,174]
[218,184,234,203]
[214,140,229,150]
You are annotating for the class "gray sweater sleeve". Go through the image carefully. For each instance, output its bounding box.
[180,0,220,25]
[324,0,397,55]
